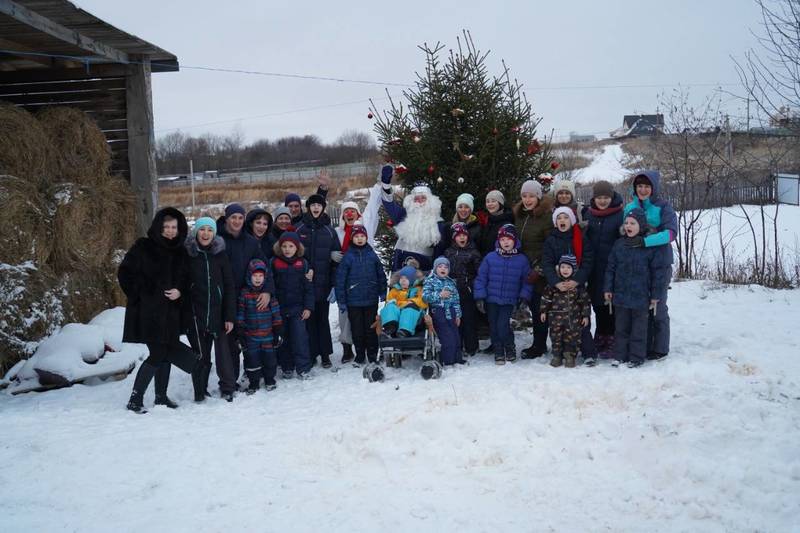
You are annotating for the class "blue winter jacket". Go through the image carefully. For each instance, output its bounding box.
[541,227,595,287]
[335,243,387,307]
[582,192,624,304]
[422,274,462,319]
[474,240,533,305]
[270,254,314,314]
[623,170,678,265]
[604,238,672,310]
[216,216,271,293]
[296,212,341,302]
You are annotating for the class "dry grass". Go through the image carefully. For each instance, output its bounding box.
[0,175,53,265]
[0,103,54,184]
[159,174,376,209]
[37,107,112,185]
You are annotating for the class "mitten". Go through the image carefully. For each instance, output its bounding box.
[330,250,344,263]
[380,164,394,184]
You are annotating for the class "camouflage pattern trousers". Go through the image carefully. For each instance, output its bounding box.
[548,313,582,356]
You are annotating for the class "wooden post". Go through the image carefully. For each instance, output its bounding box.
[126,57,157,235]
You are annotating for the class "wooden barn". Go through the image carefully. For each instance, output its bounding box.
[0,0,178,233]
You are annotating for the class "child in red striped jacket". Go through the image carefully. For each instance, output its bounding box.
[237,259,283,393]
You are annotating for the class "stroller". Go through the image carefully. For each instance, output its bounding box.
[365,309,442,381]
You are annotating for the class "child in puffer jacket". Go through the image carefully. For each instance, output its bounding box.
[237,259,283,393]
[474,224,532,364]
[380,265,428,337]
[604,208,672,368]
[540,254,591,368]
[444,222,482,355]
[423,256,463,366]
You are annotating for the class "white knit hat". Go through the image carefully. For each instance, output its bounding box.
[520,179,543,199]
[485,189,505,206]
[552,206,577,226]
[455,193,474,210]
[552,179,576,197]
[340,200,361,214]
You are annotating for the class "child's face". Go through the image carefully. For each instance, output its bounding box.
[454,234,468,247]
[555,213,573,232]
[558,263,574,279]
[435,264,449,277]
[281,241,297,257]
[624,217,641,237]
[251,271,265,287]
[594,195,612,209]
[352,233,367,246]
[485,198,500,214]
[556,190,573,206]
[456,204,472,220]
[309,203,324,217]
[521,192,539,210]
[399,276,410,289]
[499,236,515,251]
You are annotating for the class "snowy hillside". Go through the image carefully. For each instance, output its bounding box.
[571,143,633,184]
[1,280,799,532]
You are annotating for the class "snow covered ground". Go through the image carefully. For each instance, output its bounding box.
[2,280,799,532]
[571,143,633,184]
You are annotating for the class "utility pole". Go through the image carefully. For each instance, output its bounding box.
[725,114,733,162]
[189,158,196,216]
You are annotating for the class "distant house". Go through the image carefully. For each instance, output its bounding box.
[610,114,664,138]
[569,132,596,143]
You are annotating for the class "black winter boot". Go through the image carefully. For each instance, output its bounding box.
[341,343,354,364]
[191,363,211,402]
[382,321,398,337]
[127,362,158,414]
[321,354,332,369]
[154,362,178,408]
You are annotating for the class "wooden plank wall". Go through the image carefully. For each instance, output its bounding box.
[0,74,130,178]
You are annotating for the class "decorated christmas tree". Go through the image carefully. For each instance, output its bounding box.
[369,31,556,220]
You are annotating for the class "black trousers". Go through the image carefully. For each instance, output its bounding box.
[188,330,236,394]
[614,307,649,364]
[307,300,334,359]
[457,288,479,354]
[144,340,199,398]
[348,305,379,363]
[226,328,242,380]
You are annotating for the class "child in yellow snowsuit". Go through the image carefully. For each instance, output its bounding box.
[380,265,428,337]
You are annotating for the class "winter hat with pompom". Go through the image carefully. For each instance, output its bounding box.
[450,222,469,239]
[350,224,368,239]
[496,223,518,241]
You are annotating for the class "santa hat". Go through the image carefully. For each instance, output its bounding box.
[552,206,576,226]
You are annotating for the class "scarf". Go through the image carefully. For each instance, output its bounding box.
[341,223,354,253]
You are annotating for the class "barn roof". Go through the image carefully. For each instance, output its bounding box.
[0,0,178,73]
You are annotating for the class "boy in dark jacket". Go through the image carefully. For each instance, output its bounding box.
[540,255,591,368]
[335,224,387,365]
[604,208,671,367]
[542,206,597,362]
[582,181,624,357]
[271,232,315,379]
[238,259,284,392]
[296,194,342,369]
[184,216,237,402]
[444,222,482,356]
[474,224,532,364]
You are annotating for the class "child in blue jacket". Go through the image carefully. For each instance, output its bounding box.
[271,232,314,379]
[604,208,672,367]
[335,225,387,365]
[474,224,532,364]
[423,256,463,366]
[237,259,283,393]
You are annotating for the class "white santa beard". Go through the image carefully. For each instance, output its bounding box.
[394,194,442,255]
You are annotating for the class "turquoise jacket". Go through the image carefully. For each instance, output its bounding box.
[623,170,678,264]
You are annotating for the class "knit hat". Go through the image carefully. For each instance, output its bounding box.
[456,193,474,210]
[341,200,361,215]
[485,189,505,206]
[224,203,245,218]
[351,224,368,239]
[248,258,268,274]
[496,223,518,241]
[558,254,578,269]
[552,179,576,197]
[520,179,543,199]
[273,206,291,221]
[284,193,301,206]
[625,207,648,232]
[592,180,614,198]
[278,231,301,247]
[306,193,326,209]
[193,216,217,238]
[552,206,577,226]
[450,222,469,239]
[433,256,450,270]
[398,265,417,281]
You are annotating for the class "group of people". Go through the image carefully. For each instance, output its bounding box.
[117,164,677,413]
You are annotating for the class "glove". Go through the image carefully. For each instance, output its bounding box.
[475,300,485,314]
[327,287,337,303]
[330,250,343,263]
[380,164,394,184]
[338,304,347,314]
[625,235,644,248]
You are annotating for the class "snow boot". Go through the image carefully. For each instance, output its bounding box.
[647,352,668,361]
[564,352,576,368]
[321,354,332,369]
[221,392,234,402]
[626,360,644,368]
[494,353,506,365]
[583,357,597,367]
[505,348,517,363]
[281,369,294,379]
[191,362,211,402]
[341,343,354,364]
[245,371,261,395]
[126,362,158,414]
[481,343,496,354]
[550,354,563,368]
[354,348,366,366]
[265,379,277,391]
[382,321,398,337]
[154,362,178,408]
[522,343,546,359]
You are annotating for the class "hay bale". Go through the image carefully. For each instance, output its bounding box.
[50,183,114,272]
[60,268,118,325]
[36,107,112,186]
[98,176,138,252]
[0,104,54,184]
[0,175,53,265]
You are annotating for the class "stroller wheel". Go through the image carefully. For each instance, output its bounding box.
[420,360,442,380]
[363,363,385,383]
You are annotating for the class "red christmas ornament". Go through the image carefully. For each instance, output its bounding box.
[367,112,374,119]
[427,164,436,175]
[395,164,408,174]
[550,161,560,170]
[386,219,394,228]
[527,141,541,155]
[510,126,520,133]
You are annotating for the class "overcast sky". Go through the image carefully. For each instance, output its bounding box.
[75,0,764,145]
